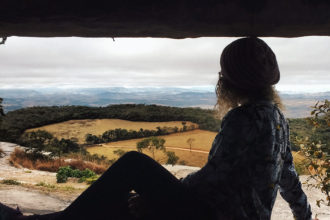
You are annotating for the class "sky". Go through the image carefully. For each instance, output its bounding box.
[0,36,329,93]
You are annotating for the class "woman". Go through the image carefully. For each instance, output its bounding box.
[0,37,312,220]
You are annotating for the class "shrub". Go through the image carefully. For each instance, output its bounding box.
[299,100,329,207]
[9,148,108,174]
[0,147,5,158]
[35,159,63,172]
[10,148,62,172]
[85,176,99,185]
[1,179,21,185]
[56,166,97,183]
[78,169,97,183]
[178,160,186,165]
[68,159,107,174]
[81,168,96,178]
[56,166,73,183]
[9,148,37,169]
[66,152,113,167]
[165,151,179,166]
[113,149,126,157]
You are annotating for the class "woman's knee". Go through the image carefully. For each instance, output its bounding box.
[121,151,149,161]
[113,151,156,171]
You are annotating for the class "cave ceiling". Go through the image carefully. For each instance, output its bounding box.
[0,0,330,38]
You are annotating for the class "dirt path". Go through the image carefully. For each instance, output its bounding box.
[96,144,209,154]
[1,142,329,219]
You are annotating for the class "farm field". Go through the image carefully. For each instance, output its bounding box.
[87,129,217,167]
[26,119,198,144]
[25,118,307,169]
[87,129,307,168]
[89,146,209,167]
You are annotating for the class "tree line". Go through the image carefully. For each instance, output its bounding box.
[19,130,83,158]
[0,104,220,143]
[0,99,327,153]
[85,124,196,144]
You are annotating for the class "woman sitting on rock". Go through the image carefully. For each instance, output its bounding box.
[0,37,312,220]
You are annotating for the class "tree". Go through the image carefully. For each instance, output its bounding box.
[48,138,63,158]
[0,98,5,140]
[181,121,187,131]
[299,100,329,207]
[48,138,80,158]
[186,138,195,152]
[0,98,5,125]
[136,136,166,159]
[188,124,196,131]
[20,130,53,153]
[85,134,102,144]
[0,98,4,117]
[156,126,162,135]
[165,151,179,166]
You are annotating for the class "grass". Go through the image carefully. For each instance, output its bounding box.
[31,182,83,194]
[26,119,198,144]
[9,148,108,174]
[90,129,217,151]
[0,181,84,196]
[88,129,216,167]
[1,179,21,185]
[35,181,56,189]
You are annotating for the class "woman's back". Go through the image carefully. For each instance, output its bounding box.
[181,101,311,220]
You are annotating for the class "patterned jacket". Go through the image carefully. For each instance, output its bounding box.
[181,101,312,220]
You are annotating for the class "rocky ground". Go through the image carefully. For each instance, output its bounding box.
[0,142,329,219]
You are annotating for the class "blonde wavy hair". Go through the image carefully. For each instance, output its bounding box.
[215,74,283,119]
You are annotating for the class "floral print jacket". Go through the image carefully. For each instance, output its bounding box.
[181,101,312,220]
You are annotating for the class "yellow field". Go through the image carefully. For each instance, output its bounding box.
[26,118,307,169]
[26,119,198,144]
[88,130,307,169]
[88,129,217,167]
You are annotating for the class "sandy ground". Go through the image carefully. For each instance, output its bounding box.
[0,184,72,215]
[1,142,329,219]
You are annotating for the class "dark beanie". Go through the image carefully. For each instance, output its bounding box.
[220,37,280,90]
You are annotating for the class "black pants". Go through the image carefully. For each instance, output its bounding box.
[44,151,214,220]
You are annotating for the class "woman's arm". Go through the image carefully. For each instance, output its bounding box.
[279,145,312,220]
[180,107,257,203]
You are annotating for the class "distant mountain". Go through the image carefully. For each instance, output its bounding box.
[0,87,328,118]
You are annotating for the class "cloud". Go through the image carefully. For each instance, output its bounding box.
[0,36,329,91]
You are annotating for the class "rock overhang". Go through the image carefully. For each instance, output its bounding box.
[0,0,330,38]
